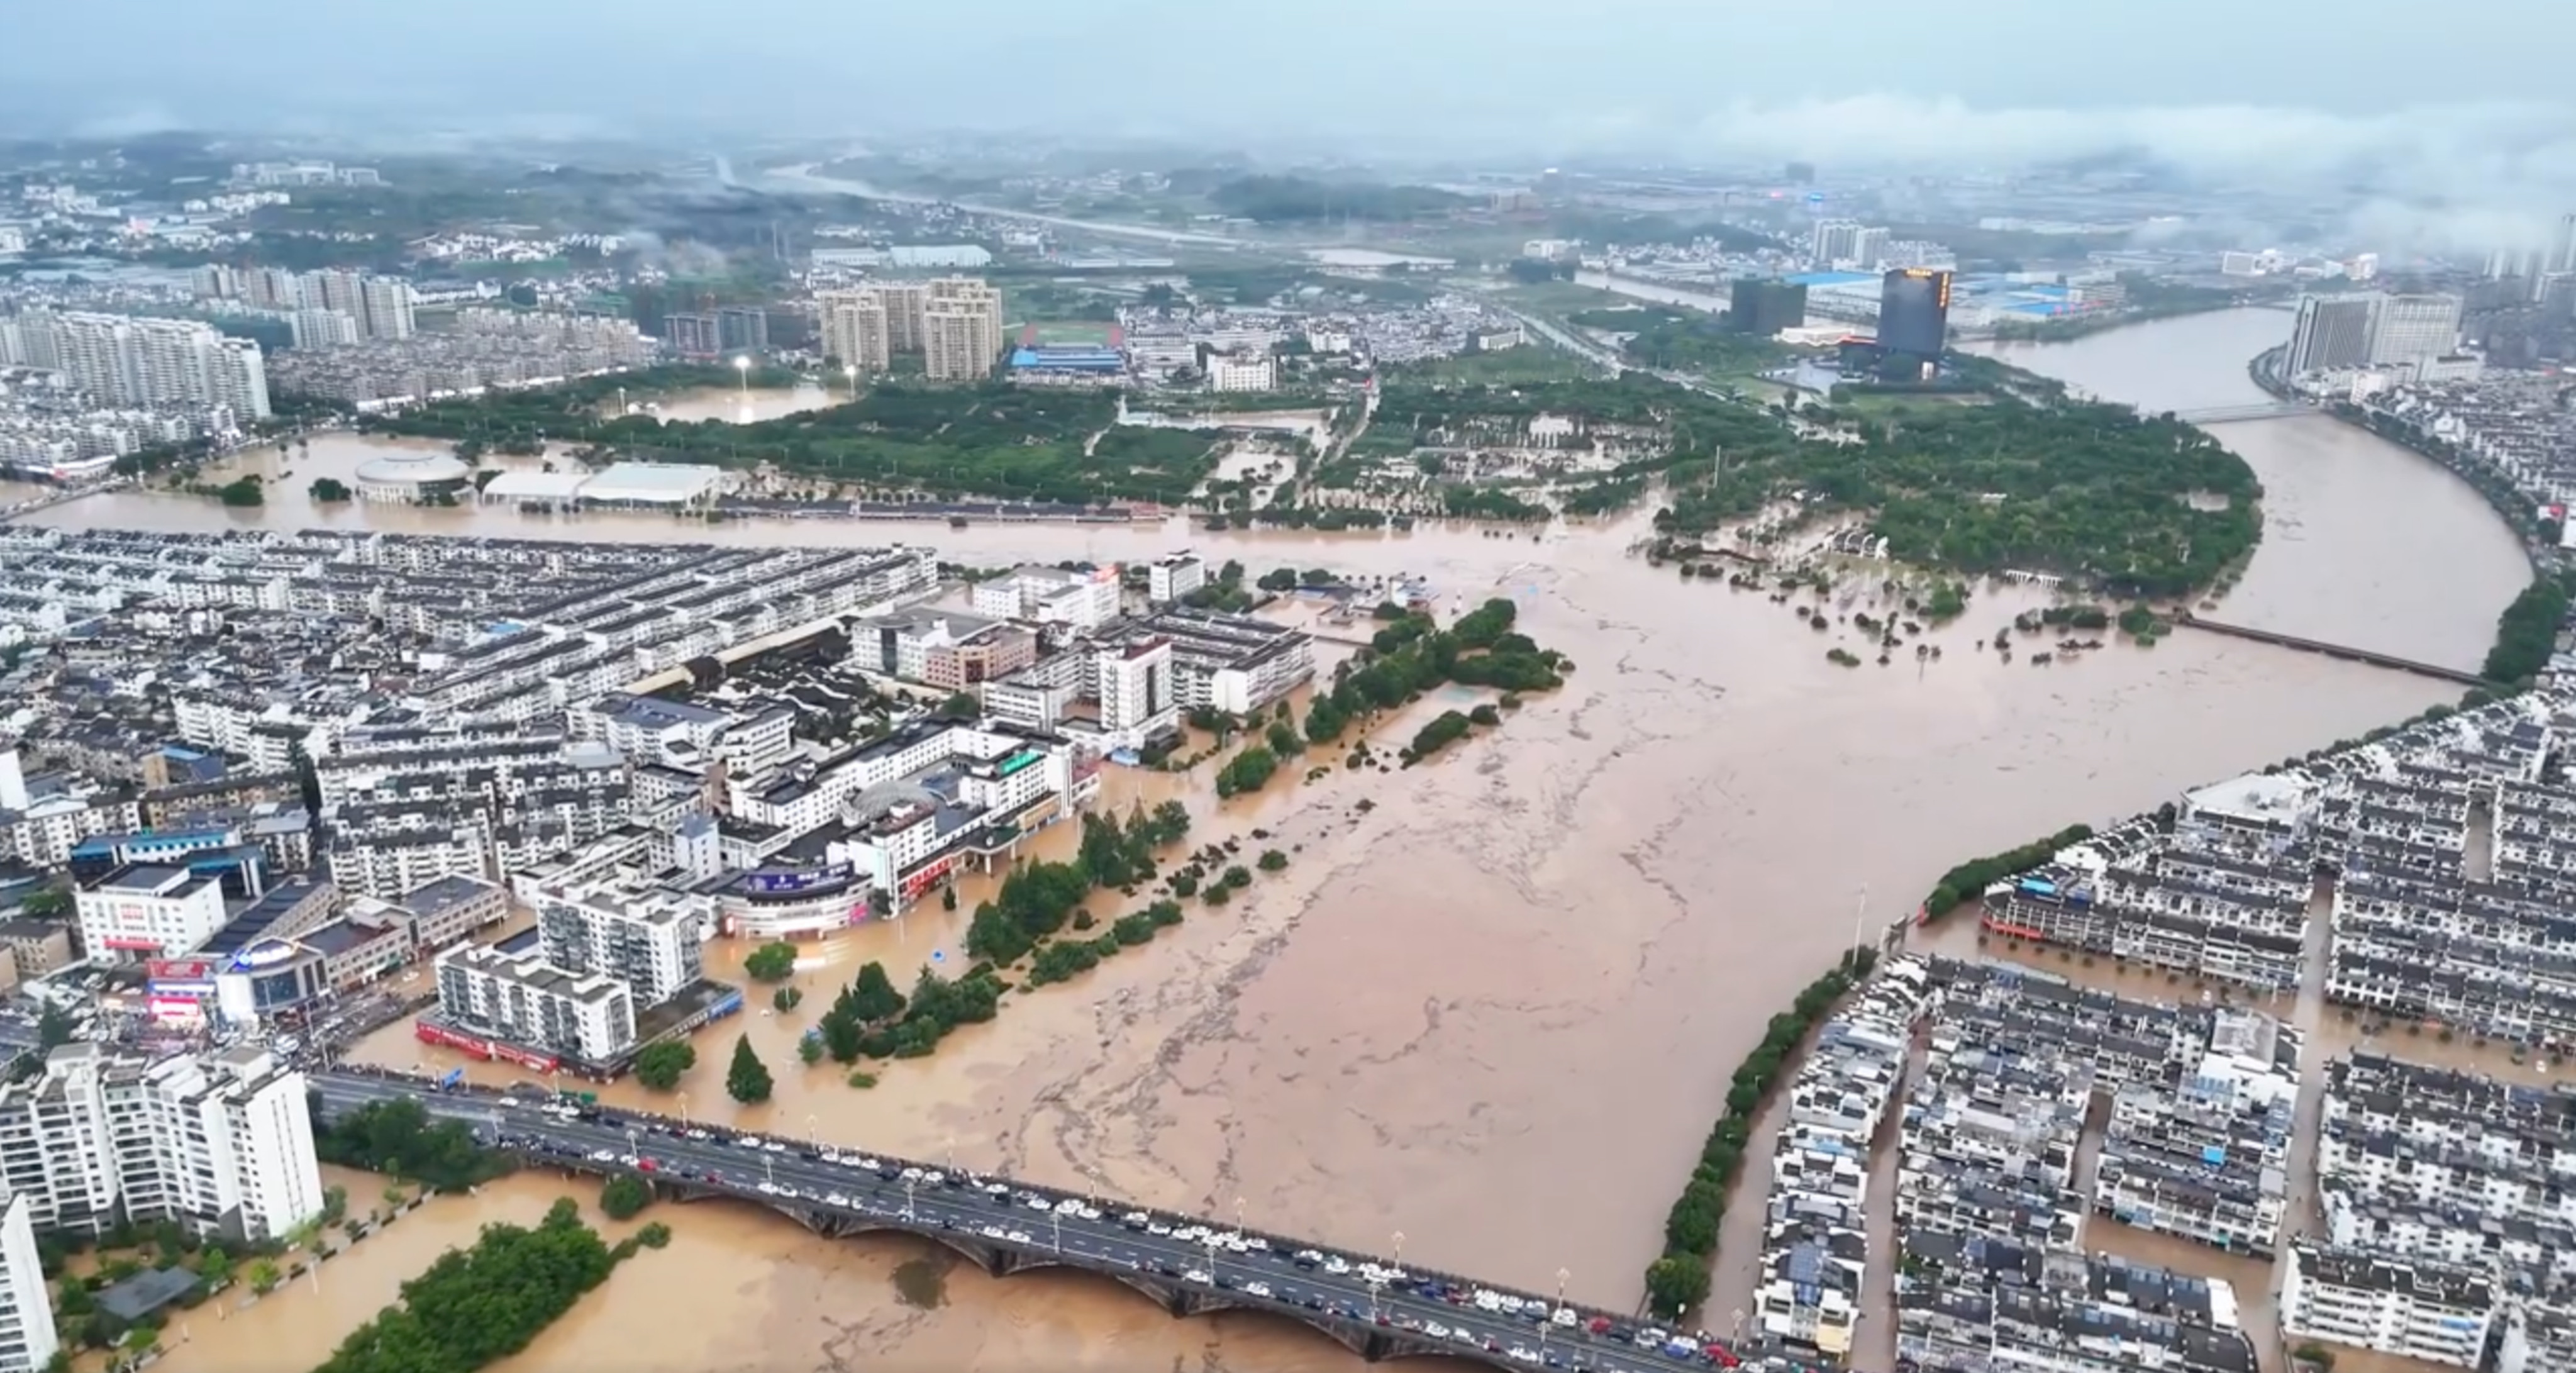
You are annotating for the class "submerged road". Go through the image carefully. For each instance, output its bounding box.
[310,1070,1750,1372]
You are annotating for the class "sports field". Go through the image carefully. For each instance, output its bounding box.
[1018,320,1122,348]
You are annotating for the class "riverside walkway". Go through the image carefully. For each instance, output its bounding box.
[309,1069,1745,1372]
[2172,613,2487,686]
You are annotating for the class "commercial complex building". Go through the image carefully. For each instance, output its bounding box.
[1877,269,1953,358]
[1145,553,1206,606]
[74,864,230,962]
[0,1043,323,1243]
[1729,278,1809,337]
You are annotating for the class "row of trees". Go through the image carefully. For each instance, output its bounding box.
[1026,901,1187,987]
[313,1198,633,1373]
[1642,948,1879,1320]
[2483,570,2574,685]
[1919,824,2096,922]
[312,1097,508,1194]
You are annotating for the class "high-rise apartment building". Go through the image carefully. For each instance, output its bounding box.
[531,883,703,1009]
[1813,220,1864,265]
[0,1043,323,1243]
[873,281,931,353]
[1091,636,1177,734]
[240,267,303,311]
[663,312,721,358]
[2370,293,2463,369]
[2553,214,2576,275]
[1850,226,1889,270]
[818,291,892,372]
[0,1196,57,1373]
[358,275,416,340]
[31,312,272,419]
[716,306,769,355]
[188,264,238,300]
[2287,293,2380,374]
[1877,269,1953,358]
[923,279,1006,381]
[291,308,362,350]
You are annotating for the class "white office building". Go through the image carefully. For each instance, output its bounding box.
[0,1195,56,1373]
[1146,553,1206,606]
[433,943,636,1065]
[971,565,1123,631]
[0,1043,324,1243]
[1092,636,1179,736]
[1205,350,1276,392]
[291,308,362,350]
[75,864,230,962]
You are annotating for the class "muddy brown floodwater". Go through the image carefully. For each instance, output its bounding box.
[26,310,2539,1370]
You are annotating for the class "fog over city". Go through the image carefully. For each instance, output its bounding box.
[9,0,2576,236]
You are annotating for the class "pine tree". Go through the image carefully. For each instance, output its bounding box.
[724,1035,773,1104]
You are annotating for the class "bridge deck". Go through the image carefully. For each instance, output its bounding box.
[2172,613,2486,686]
[310,1070,1750,1373]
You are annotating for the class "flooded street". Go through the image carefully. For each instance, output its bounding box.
[26,310,2539,1369]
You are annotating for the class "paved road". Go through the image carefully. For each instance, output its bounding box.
[310,1071,1740,1373]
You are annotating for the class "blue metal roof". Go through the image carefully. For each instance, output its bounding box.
[1785,271,1876,287]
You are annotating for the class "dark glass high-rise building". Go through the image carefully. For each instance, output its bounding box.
[1878,269,1953,359]
[1728,278,1809,336]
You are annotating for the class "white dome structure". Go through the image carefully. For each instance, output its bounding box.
[354,452,472,503]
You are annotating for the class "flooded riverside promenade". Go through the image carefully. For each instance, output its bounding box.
[69,311,2539,1372]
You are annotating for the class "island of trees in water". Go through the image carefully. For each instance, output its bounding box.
[355,357,2262,599]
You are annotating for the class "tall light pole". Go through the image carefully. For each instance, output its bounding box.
[733,355,751,398]
[805,1113,818,1145]
[1543,1268,1568,1354]
[1233,1195,1246,1241]
[902,1177,916,1221]
[1050,1209,1062,1254]
[1392,1230,1406,1274]
[626,1128,640,1164]
[843,364,858,402]
[675,1090,689,1123]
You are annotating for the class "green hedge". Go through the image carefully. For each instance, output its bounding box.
[1641,948,1879,1318]
[1919,825,2092,922]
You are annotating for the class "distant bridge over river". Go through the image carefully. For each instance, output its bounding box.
[2170,401,2314,424]
[2172,613,2487,686]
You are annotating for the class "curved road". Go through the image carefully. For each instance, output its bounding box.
[760,162,1252,249]
[311,1071,1742,1373]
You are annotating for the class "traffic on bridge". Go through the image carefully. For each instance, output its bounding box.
[310,1070,1762,1373]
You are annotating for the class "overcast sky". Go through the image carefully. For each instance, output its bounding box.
[9,0,2575,221]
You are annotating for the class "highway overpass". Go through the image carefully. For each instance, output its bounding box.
[309,1070,1750,1373]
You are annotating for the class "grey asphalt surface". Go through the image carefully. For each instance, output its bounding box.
[310,1070,1739,1373]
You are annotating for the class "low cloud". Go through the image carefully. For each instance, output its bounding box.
[1632,96,2576,253]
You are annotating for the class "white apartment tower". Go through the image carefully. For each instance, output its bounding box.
[0,1043,325,1243]
[818,290,892,373]
[30,312,273,418]
[360,276,416,340]
[0,1196,57,1373]
[923,279,1006,381]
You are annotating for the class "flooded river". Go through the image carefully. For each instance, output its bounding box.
[31,311,2536,1370]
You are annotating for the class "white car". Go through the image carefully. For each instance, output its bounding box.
[824,1192,850,1208]
[588,1149,615,1163]
[1055,1198,1082,1215]
[1424,1323,1452,1340]
[1147,1223,1174,1237]
[497,1097,521,1108]
[979,1225,1006,1239]
[901,1167,924,1182]
[1006,1230,1031,1245]
[854,1157,881,1170]
[1323,1257,1350,1276]
[1243,1282,1272,1299]
[1184,1269,1213,1285]
[755,1182,780,1195]
[1508,1348,1540,1365]
[1553,1308,1578,1328]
